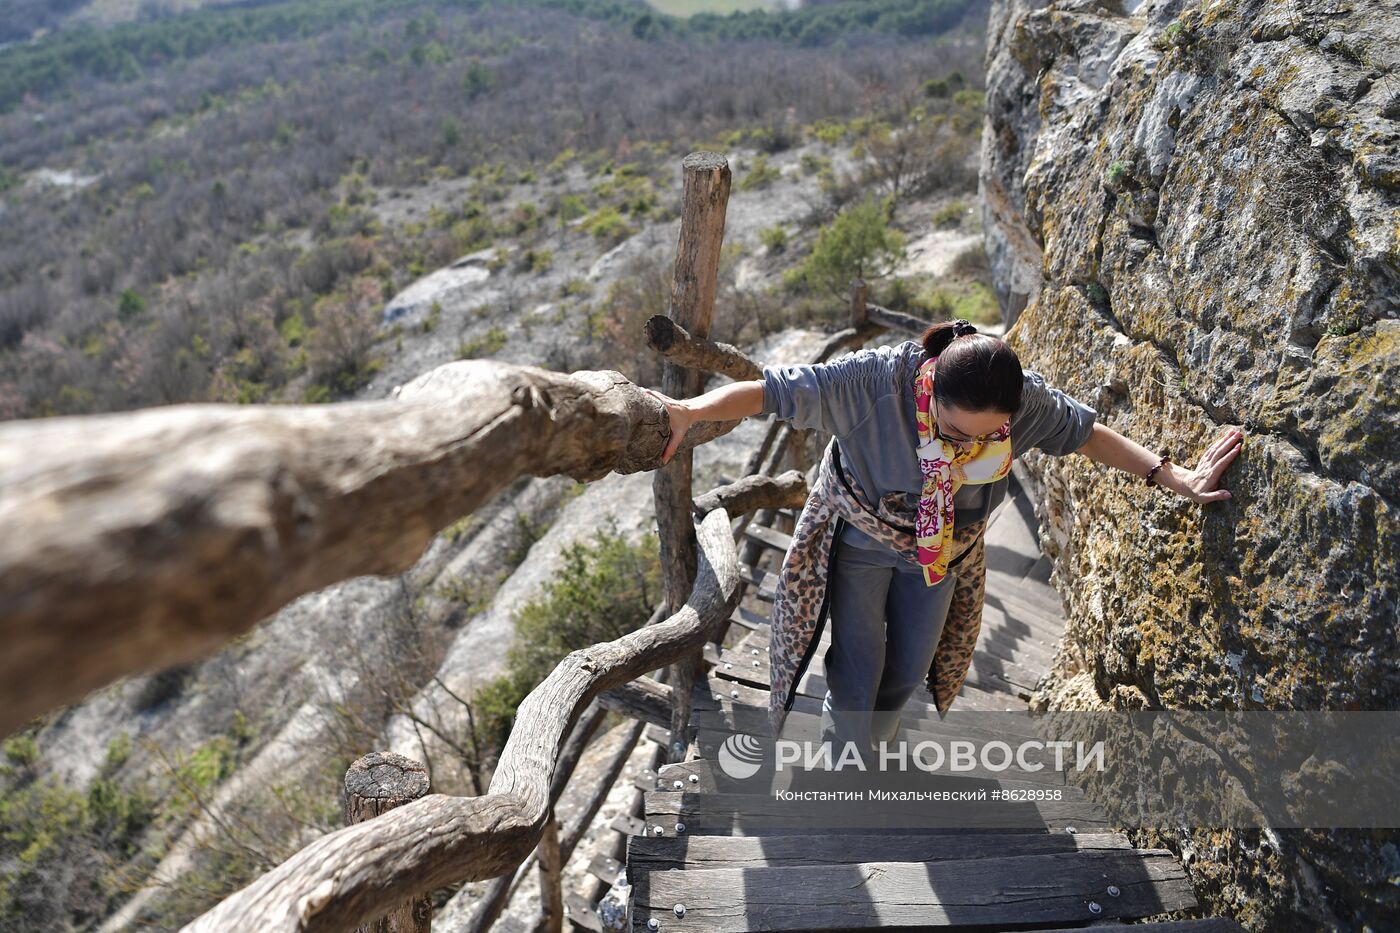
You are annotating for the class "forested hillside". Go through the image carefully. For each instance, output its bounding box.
[0,1,993,928]
[0,0,980,419]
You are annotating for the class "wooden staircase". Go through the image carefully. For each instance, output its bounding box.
[596,466,1244,933]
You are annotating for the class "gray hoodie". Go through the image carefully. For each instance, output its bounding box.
[760,339,1098,562]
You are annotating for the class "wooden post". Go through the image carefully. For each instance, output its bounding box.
[344,752,432,933]
[849,278,869,328]
[654,151,731,763]
[537,809,563,933]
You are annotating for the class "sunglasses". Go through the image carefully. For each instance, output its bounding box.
[933,395,1001,445]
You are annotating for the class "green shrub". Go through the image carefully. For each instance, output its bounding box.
[760,225,789,253]
[117,288,146,321]
[738,154,782,191]
[910,281,1000,325]
[462,60,495,96]
[799,153,829,177]
[421,301,443,334]
[786,194,905,298]
[931,199,969,228]
[1105,160,1130,188]
[519,248,553,274]
[559,277,592,298]
[472,520,660,749]
[458,325,508,358]
[2,734,38,767]
[583,206,633,243]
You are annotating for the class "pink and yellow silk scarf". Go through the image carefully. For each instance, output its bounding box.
[913,355,1013,586]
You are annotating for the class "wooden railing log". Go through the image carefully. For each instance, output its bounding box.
[643,315,762,382]
[866,302,931,335]
[464,699,607,932]
[183,506,740,933]
[693,470,808,519]
[0,361,738,736]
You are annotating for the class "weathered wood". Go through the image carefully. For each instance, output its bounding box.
[693,470,808,518]
[344,752,432,933]
[643,315,762,382]
[655,150,731,764]
[736,427,798,568]
[609,814,646,837]
[587,853,625,886]
[740,522,793,553]
[597,676,672,729]
[0,362,739,736]
[1024,920,1247,933]
[629,849,1196,931]
[643,788,1108,836]
[185,508,741,933]
[626,830,1133,875]
[726,606,769,632]
[564,893,605,933]
[866,301,933,335]
[463,700,610,933]
[736,563,778,601]
[849,278,869,328]
[537,811,563,933]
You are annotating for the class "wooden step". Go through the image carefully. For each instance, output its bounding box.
[693,674,772,709]
[738,562,778,601]
[735,616,1048,694]
[642,788,1109,837]
[955,680,1030,712]
[728,605,771,631]
[1023,921,1246,933]
[586,852,625,886]
[627,829,1135,874]
[564,891,604,932]
[965,648,1046,693]
[742,523,793,554]
[705,643,771,690]
[985,567,1068,618]
[629,847,1195,931]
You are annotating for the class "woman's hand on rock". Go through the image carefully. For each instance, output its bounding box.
[1176,427,1243,504]
[643,388,696,465]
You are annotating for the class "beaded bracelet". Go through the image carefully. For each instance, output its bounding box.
[1145,453,1171,486]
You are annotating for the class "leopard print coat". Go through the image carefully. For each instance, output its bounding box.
[767,435,987,737]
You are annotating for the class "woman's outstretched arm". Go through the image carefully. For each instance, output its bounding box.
[644,381,766,464]
[1073,422,1242,504]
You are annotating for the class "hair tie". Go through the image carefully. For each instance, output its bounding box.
[951,319,977,337]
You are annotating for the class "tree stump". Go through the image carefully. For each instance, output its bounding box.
[345,752,432,932]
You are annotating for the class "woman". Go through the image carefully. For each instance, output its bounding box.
[646,319,1242,756]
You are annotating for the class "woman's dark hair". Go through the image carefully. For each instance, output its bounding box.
[919,319,1023,416]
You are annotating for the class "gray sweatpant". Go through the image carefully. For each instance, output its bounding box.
[819,534,958,759]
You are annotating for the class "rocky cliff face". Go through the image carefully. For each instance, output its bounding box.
[980,0,1398,928]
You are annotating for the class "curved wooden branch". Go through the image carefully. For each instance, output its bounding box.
[693,470,809,518]
[0,361,737,736]
[183,507,741,933]
[644,314,763,382]
[866,302,933,336]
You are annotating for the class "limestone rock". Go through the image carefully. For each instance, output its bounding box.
[982,0,1399,928]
